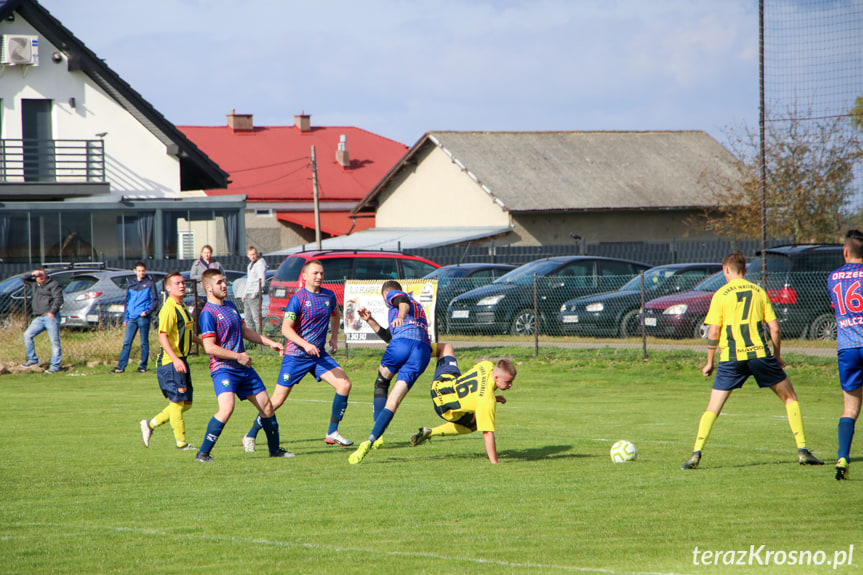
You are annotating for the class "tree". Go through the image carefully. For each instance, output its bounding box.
[852,94,863,132]
[695,110,863,243]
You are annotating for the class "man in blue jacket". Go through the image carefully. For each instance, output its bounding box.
[110,263,159,374]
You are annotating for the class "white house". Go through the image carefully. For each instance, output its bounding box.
[0,0,241,264]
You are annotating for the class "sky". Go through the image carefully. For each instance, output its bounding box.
[29,1,784,147]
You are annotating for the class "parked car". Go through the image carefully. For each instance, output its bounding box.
[639,270,728,339]
[1,264,120,320]
[265,250,440,336]
[60,269,167,328]
[422,263,517,332]
[559,263,721,337]
[447,256,651,336]
[744,245,844,340]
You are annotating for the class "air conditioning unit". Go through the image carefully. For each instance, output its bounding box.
[1,34,39,66]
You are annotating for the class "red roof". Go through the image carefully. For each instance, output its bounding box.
[276,211,376,236]
[178,124,408,203]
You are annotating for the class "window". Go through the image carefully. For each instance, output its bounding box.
[178,231,196,260]
[321,258,354,282]
[356,258,398,280]
[401,259,437,278]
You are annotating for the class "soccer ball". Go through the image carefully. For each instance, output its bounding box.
[610,440,637,462]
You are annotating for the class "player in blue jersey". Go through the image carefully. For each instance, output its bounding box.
[242,260,353,451]
[194,269,292,462]
[349,280,432,464]
[828,229,863,480]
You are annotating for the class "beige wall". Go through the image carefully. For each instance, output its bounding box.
[375,145,511,228]
[243,211,317,255]
[507,210,712,245]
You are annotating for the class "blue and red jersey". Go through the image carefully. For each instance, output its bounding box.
[199,300,246,372]
[385,289,430,345]
[283,287,338,357]
[828,262,863,350]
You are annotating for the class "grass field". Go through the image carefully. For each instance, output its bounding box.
[1,346,859,574]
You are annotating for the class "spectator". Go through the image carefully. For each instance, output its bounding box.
[22,268,64,373]
[189,244,223,298]
[110,262,159,374]
[243,246,267,336]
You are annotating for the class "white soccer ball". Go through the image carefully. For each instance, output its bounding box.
[610,440,637,462]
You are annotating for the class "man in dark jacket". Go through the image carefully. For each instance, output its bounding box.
[110,263,159,374]
[23,268,64,373]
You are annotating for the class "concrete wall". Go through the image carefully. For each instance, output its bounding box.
[0,16,181,197]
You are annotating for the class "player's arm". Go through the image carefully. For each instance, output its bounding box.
[243,324,284,354]
[158,331,187,374]
[766,319,783,367]
[390,301,410,328]
[282,311,318,356]
[483,431,499,464]
[329,305,340,353]
[202,335,251,366]
[358,307,392,342]
[703,324,720,377]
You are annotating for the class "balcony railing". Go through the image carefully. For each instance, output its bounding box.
[0,139,106,183]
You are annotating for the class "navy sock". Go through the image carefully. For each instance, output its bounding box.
[369,408,394,443]
[328,393,349,435]
[198,417,225,456]
[247,414,262,439]
[260,415,281,455]
[373,397,387,421]
[838,417,856,461]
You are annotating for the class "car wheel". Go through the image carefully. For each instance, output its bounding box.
[808,313,837,341]
[511,309,537,336]
[692,316,709,339]
[619,309,641,338]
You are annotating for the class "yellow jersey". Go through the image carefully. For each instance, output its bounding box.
[704,278,775,362]
[431,360,498,432]
[157,297,194,365]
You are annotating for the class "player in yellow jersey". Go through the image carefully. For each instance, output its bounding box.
[140,272,203,450]
[681,252,823,470]
[410,343,516,464]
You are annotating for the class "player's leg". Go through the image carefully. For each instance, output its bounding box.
[245,384,292,448]
[349,380,410,464]
[681,388,732,470]
[320,366,353,446]
[837,387,862,480]
[768,377,823,464]
[245,355,305,449]
[196,391,235,462]
[246,389,294,458]
[373,366,394,421]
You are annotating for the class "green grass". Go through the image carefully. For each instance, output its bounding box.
[0,347,858,574]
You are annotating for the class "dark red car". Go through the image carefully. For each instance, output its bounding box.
[641,271,727,339]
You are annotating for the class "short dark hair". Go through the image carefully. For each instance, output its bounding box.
[201,268,223,288]
[496,358,517,377]
[846,229,863,259]
[722,251,746,274]
[381,280,402,294]
[164,271,183,284]
[134,261,146,270]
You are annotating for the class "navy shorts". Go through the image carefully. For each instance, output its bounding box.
[432,355,461,381]
[712,356,787,391]
[277,352,341,388]
[837,348,863,392]
[381,338,432,389]
[157,361,193,403]
[211,367,267,400]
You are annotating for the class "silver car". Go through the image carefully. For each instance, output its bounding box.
[60,269,166,328]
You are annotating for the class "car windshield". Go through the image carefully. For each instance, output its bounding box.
[424,267,472,279]
[744,254,791,281]
[619,267,679,292]
[694,271,727,292]
[494,260,564,285]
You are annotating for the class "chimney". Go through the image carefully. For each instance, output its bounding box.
[227,109,253,131]
[336,134,350,168]
[295,111,311,132]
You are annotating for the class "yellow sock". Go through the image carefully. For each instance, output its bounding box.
[152,405,171,429]
[785,400,806,449]
[169,402,187,446]
[693,411,718,452]
[430,422,473,437]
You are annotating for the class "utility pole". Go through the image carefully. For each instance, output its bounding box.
[311,145,322,250]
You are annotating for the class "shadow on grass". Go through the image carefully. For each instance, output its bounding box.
[499,444,590,461]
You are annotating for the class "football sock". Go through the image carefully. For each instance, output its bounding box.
[247,414,263,439]
[838,417,855,461]
[785,400,807,449]
[169,401,187,446]
[328,393,349,435]
[693,411,717,452]
[152,405,171,429]
[198,417,225,456]
[259,415,281,455]
[431,422,473,436]
[369,408,394,443]
[373,372,392,421]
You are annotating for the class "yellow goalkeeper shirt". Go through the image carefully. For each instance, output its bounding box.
[431,360,498,432]
[704,278,775,362]
[158,297,194,365]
